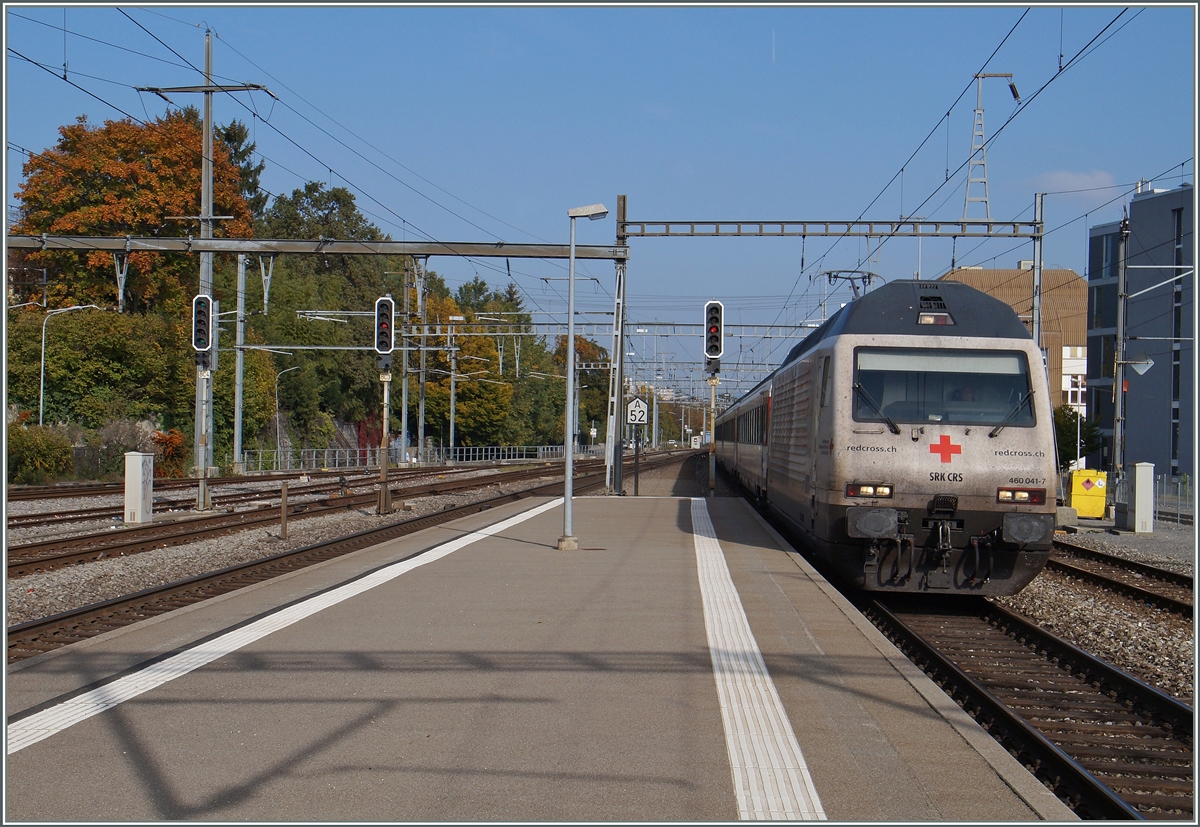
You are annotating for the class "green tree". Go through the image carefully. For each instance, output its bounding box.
[251,183,409,443]
[6,307,194,429]
[216,118,268,219]
[1053,404,1103,472]
[454,275,492,312]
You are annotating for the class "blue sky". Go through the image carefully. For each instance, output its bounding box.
[4,4,1196,390]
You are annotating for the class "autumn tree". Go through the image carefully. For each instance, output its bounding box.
[5,108,270,467]
[11,109,253,314]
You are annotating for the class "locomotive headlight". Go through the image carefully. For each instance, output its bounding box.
[997,488,1046,505]
[846,483,894,499]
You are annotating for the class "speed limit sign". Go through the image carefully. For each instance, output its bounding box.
[626,397,648,424]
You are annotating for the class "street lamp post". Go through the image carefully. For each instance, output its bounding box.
[39,304,101,426]
[275,365,300,469]
[559,203,608,551]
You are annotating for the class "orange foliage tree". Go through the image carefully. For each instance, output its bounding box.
[11,109,253,314]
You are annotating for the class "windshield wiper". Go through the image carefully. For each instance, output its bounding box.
[853,383,900,434]
[988,390,1034,438]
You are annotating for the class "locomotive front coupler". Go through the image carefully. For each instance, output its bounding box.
[965,529,1000,586]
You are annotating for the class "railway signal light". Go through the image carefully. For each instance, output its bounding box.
[704,300,724,359]
[192,295,213,352]
[375,296,395,355]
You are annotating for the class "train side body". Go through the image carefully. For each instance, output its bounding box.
[716,280,1057,596]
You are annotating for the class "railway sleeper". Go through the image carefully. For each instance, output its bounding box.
[1092,776,1195,795]
[1086,764,1195,781]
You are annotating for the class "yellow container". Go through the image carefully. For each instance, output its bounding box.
[1068,469,1108,518]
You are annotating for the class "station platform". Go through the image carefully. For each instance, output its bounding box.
[5,495,1075,821]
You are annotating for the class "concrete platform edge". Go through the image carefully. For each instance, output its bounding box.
[738,500,1079,822]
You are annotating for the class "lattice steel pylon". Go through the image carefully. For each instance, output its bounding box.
[963,73,1019,221]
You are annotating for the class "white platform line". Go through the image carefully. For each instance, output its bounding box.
[8,498,562,755]
[692,498,826,821]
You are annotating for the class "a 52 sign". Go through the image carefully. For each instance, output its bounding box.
[626,397,648,424]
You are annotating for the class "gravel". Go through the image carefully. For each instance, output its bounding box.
[994,571,1193,702]
[1057,519,1195,576]
[994,521,1195,703]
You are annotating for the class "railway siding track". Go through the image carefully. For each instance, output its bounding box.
[866,595,1193,820]
[6,464,569,576]
[5,467,397,502]
[5,466,478,529]
[1050,539,1193,615]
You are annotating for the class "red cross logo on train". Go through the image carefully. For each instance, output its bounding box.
[929,434,962,463]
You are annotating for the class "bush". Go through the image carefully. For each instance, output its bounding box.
[7,424,74,485]
[153,428,189,478]
[87,418,157,478]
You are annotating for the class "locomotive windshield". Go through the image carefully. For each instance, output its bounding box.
[853,348,1035,427]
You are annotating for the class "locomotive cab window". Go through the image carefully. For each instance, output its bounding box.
[853,348,1035,427]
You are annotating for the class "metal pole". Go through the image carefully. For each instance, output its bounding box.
[612,266,627,494]
[1112,211,1130,487]
[417,258,427,463]
[1031,192,1044,356]
[39,313,49,426]
[379,370,392,514]
[197,367,210,510]
[280,480,288,540]
[559,216,578,550]
[39,305,102,425]
[401,268,410,463]
[449,325,456,454]
[634,425,640,495]
[275,366,298,471]
[195,30,215,479]
[708,376,718,496]
[652,386,659,449]
[233,254,246,474]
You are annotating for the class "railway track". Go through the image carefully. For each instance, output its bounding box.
[6,463,581,576]
[5,465,478,529]
[6,452,690,664]
[712,465,1194,819]
[6,467,366,502]
[1050,538,1193,615]
[865,595,1193,820]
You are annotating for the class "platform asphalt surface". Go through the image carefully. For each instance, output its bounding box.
[6,462,1075,821]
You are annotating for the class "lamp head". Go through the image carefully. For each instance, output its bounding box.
[568,203,609,220]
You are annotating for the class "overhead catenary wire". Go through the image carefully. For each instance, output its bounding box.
[9,21,579,319]
[28,8,580,312]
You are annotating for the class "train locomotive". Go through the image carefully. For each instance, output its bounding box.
[715,279,1058,595]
